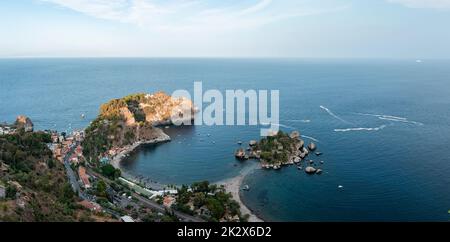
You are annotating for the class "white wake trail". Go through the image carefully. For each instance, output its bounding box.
[355,112,423,126]
[377,117,424,126]
[261,122,296,130]
[320,105,353,124]
[334,125,387,132]
[301,135,320,142]
[285,119,311,123]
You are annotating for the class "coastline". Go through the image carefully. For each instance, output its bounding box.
[109,127,264,222]
[110,127,171,190]
[217,163,264,222]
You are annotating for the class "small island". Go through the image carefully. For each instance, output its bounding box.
[235,130,324,174]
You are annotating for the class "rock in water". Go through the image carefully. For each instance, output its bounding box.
[249,140,257,146]
[289,131,300,139]
[305,166,317,174]
[316,169,323,174]
[15,115,33,132]
[299,139,305,149]
[308,142,317,151]
[235,148,247,160]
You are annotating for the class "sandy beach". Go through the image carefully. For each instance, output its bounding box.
[218,163,264,222]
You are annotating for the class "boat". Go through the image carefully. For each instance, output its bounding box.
[242,185,250,191]
[315,152,323,156]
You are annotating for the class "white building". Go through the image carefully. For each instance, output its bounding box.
[120,216,135,223]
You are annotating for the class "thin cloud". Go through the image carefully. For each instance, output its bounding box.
[387,0,450,9]
[41,0,348,32]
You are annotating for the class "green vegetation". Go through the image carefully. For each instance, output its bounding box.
[0,131,96,221]
[82,93,149,163]
[100,164,121,180]
[255,131,297,164]
[174,181,246,222]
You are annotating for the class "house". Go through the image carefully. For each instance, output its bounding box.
[78,166,91,189]
[70,155,79,164]
[78,200,102,212]
[75,145,83,157]
[163,195,175,208]
[0,126,14,135]
[51,133,60,143]
[120,216,135,222]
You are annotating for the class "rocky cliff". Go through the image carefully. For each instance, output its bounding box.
[82,92,195,162]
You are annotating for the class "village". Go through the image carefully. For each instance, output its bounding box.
[1,113,248,222]
[0,116,203,222]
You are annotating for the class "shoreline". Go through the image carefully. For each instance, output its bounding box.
[217,163,264,222]
[109,127,264,222]
[110,128,171,190]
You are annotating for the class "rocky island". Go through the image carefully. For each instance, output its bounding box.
[235,130,324,175]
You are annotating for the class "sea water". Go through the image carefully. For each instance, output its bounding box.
[1,58,449,221]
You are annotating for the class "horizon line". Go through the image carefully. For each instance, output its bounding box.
[0,56,447,60]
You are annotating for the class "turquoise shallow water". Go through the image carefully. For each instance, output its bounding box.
[1,58,449,221]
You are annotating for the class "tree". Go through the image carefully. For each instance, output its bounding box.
[191,181,210,193]
[193,192,206,208]
[96,180,107,198]
[101,164,121,180]
[5,185,17,199]
[206,198,225,220]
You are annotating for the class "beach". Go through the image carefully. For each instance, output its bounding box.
[218,163,264,222]
[110,128,171,190]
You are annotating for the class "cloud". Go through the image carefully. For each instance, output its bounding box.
[41,0,348,33]
[387,0,450,9]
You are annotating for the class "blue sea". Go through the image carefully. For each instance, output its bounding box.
[1,58,449,221]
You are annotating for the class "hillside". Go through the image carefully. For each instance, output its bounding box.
[82,92,195,163]
[0,130,106,222]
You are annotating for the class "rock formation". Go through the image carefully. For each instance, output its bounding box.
[15,116,33,132]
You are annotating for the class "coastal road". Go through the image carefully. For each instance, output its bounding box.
[88,170,204,222]
[63,143,87,200]
[132,193,204,222]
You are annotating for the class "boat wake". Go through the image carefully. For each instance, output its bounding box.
[301,135,320,142]
[285,119,311,123]
[355,113,424,126]
[334,125,387,132]
[261,122,296,130]
[320,105,353,124]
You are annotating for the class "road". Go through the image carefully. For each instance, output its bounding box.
[63,143,87,200]
[62,140,204,222]
[88,170,204,222]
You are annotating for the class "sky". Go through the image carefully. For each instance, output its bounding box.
[0,0,449,58]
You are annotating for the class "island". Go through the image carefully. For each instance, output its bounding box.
[235,130,324,174]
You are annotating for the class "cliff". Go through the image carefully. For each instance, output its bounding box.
[82,92,195,162]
